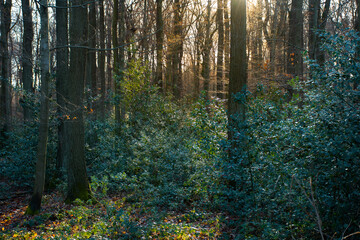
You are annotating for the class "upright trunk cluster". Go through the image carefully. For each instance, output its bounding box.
[308,0,330,64]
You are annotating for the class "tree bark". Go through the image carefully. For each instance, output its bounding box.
[228,0,247,148]
[217,0,224,98]
[22,0,34,121]
[308,0,320,61]
[155,0,164,91]
[65,0,90,203]
[287,0,303,76]
[0,0,11,142]
[26,0,50,215]
[99,0,106,120]
[55,0,68,171]
[202,0,212,98]
[224,0,230,94]
[171,0,183,99]
[87,0,97,113]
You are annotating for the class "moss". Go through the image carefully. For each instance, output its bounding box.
[65,186,90,204]
[25,206,40,216]
[25,193,42,216]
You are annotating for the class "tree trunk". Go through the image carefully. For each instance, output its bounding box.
[99,0,106,120]
[287,0,303,76]
[172,0,183,99]
[22,0,34,121]
[87,0,97,113]
[65,0,90,203]
[228,0,247,151]
[356,0,360,33]
[202,0,212,98]
[26,0,50,215]
[217,0,224,98]
[55,0,68,171]
[308,0,320,61]
[224,0,230,95]
[155,0,164,91]
[0,0,11,143]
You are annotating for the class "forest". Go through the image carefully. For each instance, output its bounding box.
[0,0,359,239]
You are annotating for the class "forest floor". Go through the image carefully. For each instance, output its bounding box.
[0,186,225,239]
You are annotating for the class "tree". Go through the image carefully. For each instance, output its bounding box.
[167,0,184,98]
[155,0,164,91]
[216,0,224,98]
[228,0,247,157]
[0,0,12,143]
[86,0,97,113]
[98,0,106,119]
[26,0,50,214]
[308,0,330,64]
[64,0,90,202]
[55,0,68,171]
[287,0,303,76]
[202,0,212,98]
[21,0,34,121]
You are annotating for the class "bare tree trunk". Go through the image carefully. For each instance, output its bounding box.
[202,0,212,98]
[224,0,230,94]
[287,0,303,76]
[26,0,50,215]
[55,0,68,171]
[308,0,320,61]
[99,0,106,119]
[217,0,224,98]
[87,0,97,114]
[112,0,120,122]
[155,0,164,91]
[172,0,183,99]
[119,0,126,119]
[142,0,149,63]
[228,0,247,148]
[65,0,90,203]
[0,0,11,143]
[22,0,34,121]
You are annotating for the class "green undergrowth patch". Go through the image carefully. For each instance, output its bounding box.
[0,194,223,239]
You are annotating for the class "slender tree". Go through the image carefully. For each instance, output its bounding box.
[64,0,90,202]
[155,0,164,91]
[98,0,106,119]
[26,0,50,215]
[22,0,34,121]
[202,0,212,98]
[216,0,224,98]
[224,0,230,84]
[87,0,97,111]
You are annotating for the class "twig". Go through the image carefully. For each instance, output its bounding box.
[294,176,325,240]
[343,232,360,239]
